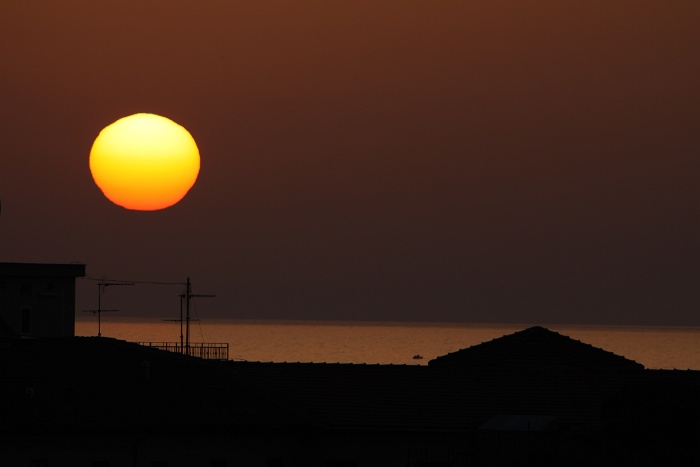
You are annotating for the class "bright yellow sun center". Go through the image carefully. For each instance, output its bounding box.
[89,113,200,211]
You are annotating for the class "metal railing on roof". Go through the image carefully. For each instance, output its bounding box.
[138,341,228,360]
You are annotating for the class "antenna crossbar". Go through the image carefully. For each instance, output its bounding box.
[82,282,134,336]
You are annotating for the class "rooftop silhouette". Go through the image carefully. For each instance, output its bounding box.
[2,325,698,466]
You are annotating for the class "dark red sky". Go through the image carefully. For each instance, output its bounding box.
[2,1,699,325]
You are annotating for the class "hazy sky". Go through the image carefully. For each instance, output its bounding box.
[2,1,699,325]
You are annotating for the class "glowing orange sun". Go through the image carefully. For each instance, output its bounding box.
[89,113,200,210]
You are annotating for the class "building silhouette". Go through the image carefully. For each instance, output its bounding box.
[0,262,85,337]
[1,262,698,466]
[1,325,699,466]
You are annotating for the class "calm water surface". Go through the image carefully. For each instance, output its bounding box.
[75,318,700,370]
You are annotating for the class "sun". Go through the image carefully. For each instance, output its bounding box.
[89,113,200,211]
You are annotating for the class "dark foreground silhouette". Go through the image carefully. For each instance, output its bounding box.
[2,326,699,466]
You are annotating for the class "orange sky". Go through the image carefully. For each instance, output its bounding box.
[1,1,699,325]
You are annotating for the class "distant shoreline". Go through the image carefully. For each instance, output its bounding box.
[74,315,700,332]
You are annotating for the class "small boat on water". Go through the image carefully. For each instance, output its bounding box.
[412,354,423,360]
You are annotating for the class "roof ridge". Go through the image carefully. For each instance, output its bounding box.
[428,326,644,371]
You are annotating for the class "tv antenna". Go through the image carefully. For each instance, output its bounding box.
[165,277,214,355]
[82,281,134,336]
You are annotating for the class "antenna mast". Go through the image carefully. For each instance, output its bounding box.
[82,281,134,336]
[184,277,215,355]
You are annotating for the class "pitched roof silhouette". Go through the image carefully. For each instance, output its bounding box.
[229,327,647,432]
[428,325,644,371]
[1,325,684,440]
[3,326,700,466]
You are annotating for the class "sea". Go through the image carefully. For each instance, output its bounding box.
[75,318,700,370]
